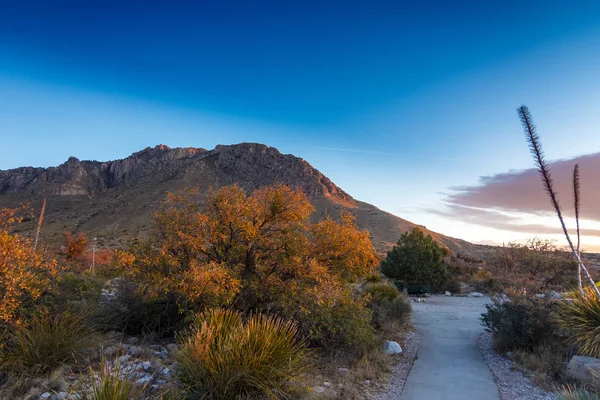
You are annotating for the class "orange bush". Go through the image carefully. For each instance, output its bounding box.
[120,184,378,345]
[0,208,59,324]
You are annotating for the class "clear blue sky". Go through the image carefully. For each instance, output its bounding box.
[2,1,600,245]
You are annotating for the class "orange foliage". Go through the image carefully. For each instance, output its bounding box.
[64,231,88,259]
[0,208,59,324]
[121,184,378,323]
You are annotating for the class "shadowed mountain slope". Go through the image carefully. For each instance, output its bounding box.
[0,143,480,256]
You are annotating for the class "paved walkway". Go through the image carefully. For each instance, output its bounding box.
[400,296,500,400]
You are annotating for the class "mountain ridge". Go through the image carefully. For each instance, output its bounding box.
[0,143,480,256]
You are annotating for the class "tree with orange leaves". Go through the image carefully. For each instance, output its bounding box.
[121,184,378,346]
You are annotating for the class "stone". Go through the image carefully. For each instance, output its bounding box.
[141,361,152,371]
[566,356,600,390]
[161,367,170,376]
[127,337,140,345]
[445,291,452,296]
[158,349,168,359]
[40,393,53,400]
[313,386,326,394]
[468,292,484,298]
[103,346,118,357]
[323,382,331,387]
[136,376,153,385]
[57,392,68,399]
[128,346,143,356]
[384,340,403,355]
[149,344,162,352]
[166,343,179,353]
[338,367,349,374]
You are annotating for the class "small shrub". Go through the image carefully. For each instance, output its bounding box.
[481,297,559,352]
[176,309,308,399]
[556,287,600,357]
[0,311,96,374]
[371,297,411,330]
[364,283,400,303]
[557,386,600,400]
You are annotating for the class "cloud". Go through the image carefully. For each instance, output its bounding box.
[435,152,600,239]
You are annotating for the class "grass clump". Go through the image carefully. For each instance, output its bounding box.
[76,357,150,400]
[556,287,600,357]
[176,308,308,400]
[0,311,96,374]
[364,283,400,303]
[557,386,600,400]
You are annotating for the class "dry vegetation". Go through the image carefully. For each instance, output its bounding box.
[0,184,412,400]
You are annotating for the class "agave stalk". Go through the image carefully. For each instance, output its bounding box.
[518,106,600,298]
[33,197,46,252]
[573,164,583,293]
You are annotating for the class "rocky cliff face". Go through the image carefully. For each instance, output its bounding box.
[0,143,479,256]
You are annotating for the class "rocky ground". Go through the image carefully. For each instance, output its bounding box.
[479,332,557,400]
[35,332,178,400]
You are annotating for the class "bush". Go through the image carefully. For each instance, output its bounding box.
[381,227,448,288]
[364,283,400,303]
[176,309,308,399]
[371,296,412,330]
[556,287,600,357]
[481,297,559,352]
[0,311,97,374]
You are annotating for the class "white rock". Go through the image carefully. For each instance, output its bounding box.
[445,291,452,296]
[166,343,179,353]
[384,340,403,355]
[141,361,152,371]
[103,346,118,357]
[313,386,326,393]
[128,346,143,356]
[468,292,484,298]
[338,367,349,374]
[40,393,53,400]
[323,382,331,387]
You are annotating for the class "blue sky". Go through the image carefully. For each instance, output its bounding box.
[2,1,600,247]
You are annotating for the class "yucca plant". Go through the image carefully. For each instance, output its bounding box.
[176,308,308,399]
[518,105,599,297]
[0,311,97,374]
[556,287,600,357]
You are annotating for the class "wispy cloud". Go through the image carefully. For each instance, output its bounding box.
[318,147,459,161]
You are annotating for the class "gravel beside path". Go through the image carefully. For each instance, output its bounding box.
[373,330,421,400]
[479,332,557,400]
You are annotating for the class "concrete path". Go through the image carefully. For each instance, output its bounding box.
[400,296,499,400]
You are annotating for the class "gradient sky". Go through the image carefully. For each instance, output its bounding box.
[2,1,600,249]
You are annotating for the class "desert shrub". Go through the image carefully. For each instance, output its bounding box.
[176,308,308,400]
[381,227,448,288]
[119,184,378,348]
[371,296,412,330]
[0,311,96,374]
[0,207,59,325]
[364,283,400,303]
[556,287,600,357]
[64,231,88,260]
[514,344,572,383]
[487,238,577,295]
[481,297,560,352]
[557,387,600,400]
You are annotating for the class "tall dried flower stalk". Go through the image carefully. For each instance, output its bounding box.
[573,163,583,293]
[518,106,599,297]
[33,197,46,252]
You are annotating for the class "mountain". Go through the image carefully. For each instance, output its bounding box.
[0,143,480,256]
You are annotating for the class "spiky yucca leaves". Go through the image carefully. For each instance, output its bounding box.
[176,309,308,400]
[557,386,600,400]
[556,287,600,357]
[518,106,600,297]
[0,311,96,374]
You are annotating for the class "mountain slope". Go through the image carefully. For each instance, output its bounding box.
[0,143,479,256]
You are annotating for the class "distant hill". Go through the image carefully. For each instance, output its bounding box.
[0,143,483,256]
